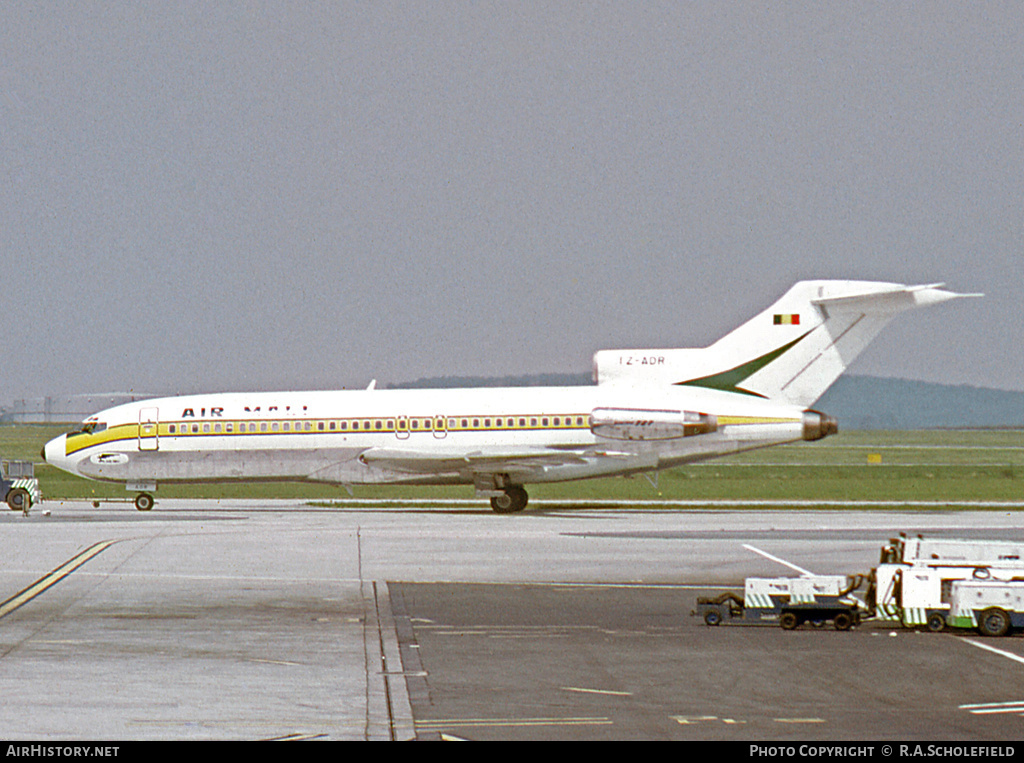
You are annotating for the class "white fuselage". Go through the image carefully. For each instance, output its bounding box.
[42,384,825,490]
[41,279,970,511]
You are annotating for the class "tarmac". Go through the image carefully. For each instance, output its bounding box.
[1,499,1023,740]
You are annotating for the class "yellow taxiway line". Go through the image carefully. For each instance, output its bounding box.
[0,540,117,620]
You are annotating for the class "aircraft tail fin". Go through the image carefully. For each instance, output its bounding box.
[593,280,980,407]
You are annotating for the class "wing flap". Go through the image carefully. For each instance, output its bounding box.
[358,445,593,478]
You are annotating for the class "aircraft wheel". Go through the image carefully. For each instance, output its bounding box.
[490,485,528,514]
[978,608,1011,637]
[833,612,853,631]
[6,488,30,512]
[134,493,155,512]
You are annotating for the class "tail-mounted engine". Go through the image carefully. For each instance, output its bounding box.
[590,408,718,441]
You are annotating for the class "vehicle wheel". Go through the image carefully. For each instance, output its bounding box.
[780,612,799,630]
[833,612,853,631]
[926,613,947,632]
[490,485,528,514]
[134,493,155,512]
[978,608,1011,637]
[6,488,30,511]
[704,610,722,626]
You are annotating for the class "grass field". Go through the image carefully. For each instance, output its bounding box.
[3,424,1022,505]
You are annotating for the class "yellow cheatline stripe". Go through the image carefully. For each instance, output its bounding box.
[0,540,117,620]
[718,415,800,426]
[64,413,595,455]
[64,411,801,457]
[65,425,136,455]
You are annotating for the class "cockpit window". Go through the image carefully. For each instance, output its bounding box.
[77,422,107,435]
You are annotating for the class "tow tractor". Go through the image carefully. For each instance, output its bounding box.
[695,575,865,631]
[2,459,41,515]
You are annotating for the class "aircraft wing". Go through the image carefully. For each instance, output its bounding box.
[358,445,597,481]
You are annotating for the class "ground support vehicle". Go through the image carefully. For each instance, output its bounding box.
[879,534,1024,567]
[695,575,865,631]
[869,535,1024,631]
[2,459,41,514]
[871,563,1024,631]
[940,580,1024,637]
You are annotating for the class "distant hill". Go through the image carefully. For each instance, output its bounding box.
[817,376,1024,430]
[388,374,1024,430]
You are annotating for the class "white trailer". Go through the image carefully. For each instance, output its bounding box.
[945,580,1024,636]
[696,575,864,630]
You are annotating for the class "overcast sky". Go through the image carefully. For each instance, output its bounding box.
[2,2,1021,401]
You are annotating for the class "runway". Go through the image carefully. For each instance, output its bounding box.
[1,500,1023,740]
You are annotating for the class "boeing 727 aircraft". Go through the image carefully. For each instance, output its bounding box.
[43,280,975,512]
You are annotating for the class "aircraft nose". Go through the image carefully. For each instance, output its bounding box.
[42,434,67,467]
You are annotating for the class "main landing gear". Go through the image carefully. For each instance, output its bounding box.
[489,485,528,514]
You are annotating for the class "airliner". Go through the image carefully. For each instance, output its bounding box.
[42,280,975,513]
